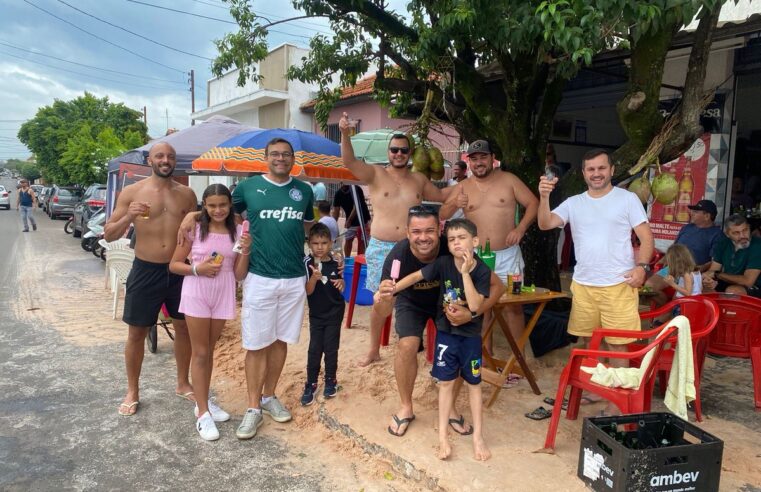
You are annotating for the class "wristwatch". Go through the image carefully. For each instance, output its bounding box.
[470,311,481,320]
[637,263,651,272]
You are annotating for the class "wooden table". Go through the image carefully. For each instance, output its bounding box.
[481,289,568,407]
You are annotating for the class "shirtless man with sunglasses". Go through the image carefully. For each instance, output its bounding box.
[339,113,444,366]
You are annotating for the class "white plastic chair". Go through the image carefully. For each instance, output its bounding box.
[100,238,133,290]
[109,256,134,319]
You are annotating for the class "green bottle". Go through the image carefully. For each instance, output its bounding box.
[485,238,491,256]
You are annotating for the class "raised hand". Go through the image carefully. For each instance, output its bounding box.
[456,185,469,209]
[538,175,558,199]
[460,249,475,274]
[338,112,353,136]
[309,264,323,281]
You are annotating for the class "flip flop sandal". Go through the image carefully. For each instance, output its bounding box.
[387,414,416,437]
[543,397,569,411]
[448,415,474,436]
[175,391,196,402]
[118,401,139,416]
[525,406,552,421]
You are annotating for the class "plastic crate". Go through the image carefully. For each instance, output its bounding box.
[577,412,723,492]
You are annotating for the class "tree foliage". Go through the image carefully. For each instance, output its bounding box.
[17,93,148,185]
[20,162,41,182]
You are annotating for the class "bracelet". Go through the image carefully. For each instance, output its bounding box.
[192,264,198,276]
[241,249,250,255]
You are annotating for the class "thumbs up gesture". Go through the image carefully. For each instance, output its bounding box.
[455,185,469,209]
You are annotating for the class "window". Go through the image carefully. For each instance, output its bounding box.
[325,120,360,143]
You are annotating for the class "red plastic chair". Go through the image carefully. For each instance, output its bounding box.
[629,296,719,422]
[702,292,761,409]
[543,323,678,450]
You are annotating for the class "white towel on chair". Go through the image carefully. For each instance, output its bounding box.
[580,317,690,393]
[664,315,695,420]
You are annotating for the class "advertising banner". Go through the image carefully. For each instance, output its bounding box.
[648,133,710,241]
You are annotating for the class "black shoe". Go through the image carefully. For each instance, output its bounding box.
[32,224,37,231]
[301,382,317,406]
[324,378,339,399]
[22,229,29,232]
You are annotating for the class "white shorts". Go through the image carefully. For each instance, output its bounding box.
[241,273,307,351]
[494,245,524,283]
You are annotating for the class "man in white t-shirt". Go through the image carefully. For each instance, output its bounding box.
[538,149,653,398]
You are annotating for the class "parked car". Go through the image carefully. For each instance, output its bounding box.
[72,184,106,237]
[0,185,10,210]
[38,187,51,211]
[31,184,43,195]
[47,185,82,219]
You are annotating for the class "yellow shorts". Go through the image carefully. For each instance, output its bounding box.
[568,281,640,345]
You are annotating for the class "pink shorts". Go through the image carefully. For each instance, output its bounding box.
[179,272,237,320]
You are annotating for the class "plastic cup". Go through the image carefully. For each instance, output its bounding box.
[140,203,150,219]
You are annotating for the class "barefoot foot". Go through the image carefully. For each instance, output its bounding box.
[357,352,380,367]
[473,435,491,461]
[438,441,452,460]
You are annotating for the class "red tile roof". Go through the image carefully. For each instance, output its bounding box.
[301,74,376,109]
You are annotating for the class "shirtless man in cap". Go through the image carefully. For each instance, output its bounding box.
[338,113,444,366]
[440,140,539,343]
[105,142,198,416]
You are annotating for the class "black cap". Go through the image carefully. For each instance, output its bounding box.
[466,140,492,156]
[687,199,717,217]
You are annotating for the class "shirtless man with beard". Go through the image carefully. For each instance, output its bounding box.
[105,142,198,416]
[440,140,539,344]
[339,113,444,366]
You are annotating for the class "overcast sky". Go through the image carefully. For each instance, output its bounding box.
[0,0,344,160]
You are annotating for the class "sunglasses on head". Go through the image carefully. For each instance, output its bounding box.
[389,147,410,155]
[408,204,439,218]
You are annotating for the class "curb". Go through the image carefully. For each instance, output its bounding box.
[317,405,445,491]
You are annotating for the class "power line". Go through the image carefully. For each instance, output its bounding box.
[187,0,228,9]
[127,0,236,24]
[0,41,186,85]
[0,49,188,91]
[22,0,185,73]
[130,0,329,38]
[56,0,213,61]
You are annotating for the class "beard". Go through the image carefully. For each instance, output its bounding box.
[151,163,174,178]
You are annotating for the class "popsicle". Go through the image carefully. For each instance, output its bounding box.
[390,259,401,280]
[232,220,250,253]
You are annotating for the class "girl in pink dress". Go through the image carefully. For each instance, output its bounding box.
[170,184,251,441]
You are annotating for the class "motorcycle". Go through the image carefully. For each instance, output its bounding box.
[81,209,106,258]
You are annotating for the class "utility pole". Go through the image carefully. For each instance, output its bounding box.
[165,108,169,134]
[143,106,147,126]
[189,69,196,126]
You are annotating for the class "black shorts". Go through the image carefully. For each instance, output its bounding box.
[123,257,184,328]
[431,330,482,385]
[394,302,436,339]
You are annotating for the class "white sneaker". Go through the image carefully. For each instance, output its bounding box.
[196,412,220,441]
[194,399,231,422]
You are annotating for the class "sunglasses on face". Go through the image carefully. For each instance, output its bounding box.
[389,147,410,155]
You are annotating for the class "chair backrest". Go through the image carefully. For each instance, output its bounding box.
[646,296,719,340]
[106,249,135,263]
[638,323,680,387]
[102,238,132,251]
[702,293,761,358]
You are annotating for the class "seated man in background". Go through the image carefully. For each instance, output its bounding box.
[703,214,761,298]
[646,199,722,306]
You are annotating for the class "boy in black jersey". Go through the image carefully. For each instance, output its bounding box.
[393,218,492,461]
[301,223,346,405]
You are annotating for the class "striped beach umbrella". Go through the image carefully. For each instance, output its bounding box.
[192,128,359,182]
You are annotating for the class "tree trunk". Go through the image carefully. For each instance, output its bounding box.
[661,2,722,160]
[612,20,680,177]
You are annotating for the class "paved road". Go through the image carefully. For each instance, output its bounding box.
[0,179,324,491]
